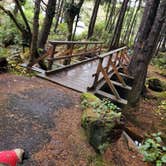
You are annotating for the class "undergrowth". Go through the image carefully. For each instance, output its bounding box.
[140,132,166,166]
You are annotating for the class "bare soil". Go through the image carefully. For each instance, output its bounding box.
[0,74,95,166]
[0,64,165,166]
[125,65,166,142]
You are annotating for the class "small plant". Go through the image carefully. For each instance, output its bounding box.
[139,132,166,166]
[81,96,120,112]
[98,143,110,154]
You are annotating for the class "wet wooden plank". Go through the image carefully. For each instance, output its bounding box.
[46,57,98,75]
[37,60,100,92]
[38,56,115,92]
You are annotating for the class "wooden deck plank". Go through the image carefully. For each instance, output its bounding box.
[39,56,110,92]
[38,60,100,92]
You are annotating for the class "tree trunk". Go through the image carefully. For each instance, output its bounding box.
[154,21,166,56]
[87,0,101,39]
[105,1,111,25]
[121,0,133,43]
[54,0,64,33]
[14,0,31,35]
[109,8,120,33]
[65,0,84,41]
[109,0,129,49]
[29,0,41,64]
[126,0,142,45]
[64,0,84,65]
[0,5,31,47]
[128,0,166,106]
[122,0,138,44]
[161,21,166,51]
[38,0,56,49]
[105,0,116,31]
[72,14,79,40]
[161,36,166,51]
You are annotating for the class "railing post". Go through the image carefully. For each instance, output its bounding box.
[48,44,56,70]
[63,44,74,65]
[99,43,102,55]
[88,58,103,90]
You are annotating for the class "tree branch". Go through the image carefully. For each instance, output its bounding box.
[14,0,31,34]
[0,5,24,33]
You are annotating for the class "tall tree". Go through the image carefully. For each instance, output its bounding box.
[87,0,101,39]
[0,1,32,47]
[54,0,64,33]
[161,21,166,51]
[29,0,41,64]
[64,0,84,41]
[105,0,116,31]
[105,0,112,25]
[126,0,142,45]
[122,0,138,44]
[128,0,166,106]
[109,0,129,49]
[37,0,56,49]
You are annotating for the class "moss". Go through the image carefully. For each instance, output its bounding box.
[20,49,30,61]
[81,94,123,152]
[158,69,166,77]
[81,92,101,103]
[151,91,166,99]
[152,52,166,69]
[81,108,99,129]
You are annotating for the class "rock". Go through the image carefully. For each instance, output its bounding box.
[81,93,124,152]
[0,57,8,72]
[148,78,166,92]
[88,119,124,152]
[81,108,99,129]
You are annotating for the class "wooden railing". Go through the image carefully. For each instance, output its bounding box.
[46,40,103,70]
[89,46,131,101]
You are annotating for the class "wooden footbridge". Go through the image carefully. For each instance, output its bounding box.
[27,40,134,105]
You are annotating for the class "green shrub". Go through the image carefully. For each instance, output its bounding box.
[49,23,68,40]
[152,52,166,69]
[89,21,111,44]
[139,132,166,166]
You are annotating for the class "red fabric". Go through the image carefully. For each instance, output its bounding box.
[0,150,19,166]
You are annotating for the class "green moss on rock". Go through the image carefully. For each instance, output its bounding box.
[81,93,124,152]
[81,92,101,103]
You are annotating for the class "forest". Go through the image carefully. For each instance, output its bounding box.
[0,0,166,166]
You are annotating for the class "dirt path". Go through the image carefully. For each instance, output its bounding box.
[0,74,95,166]
[0,65,165,166]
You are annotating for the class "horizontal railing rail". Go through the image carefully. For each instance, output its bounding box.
[46,40,104,70]
[89,46,130,100]
[49,40,103,45]
[98,46,127,58]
